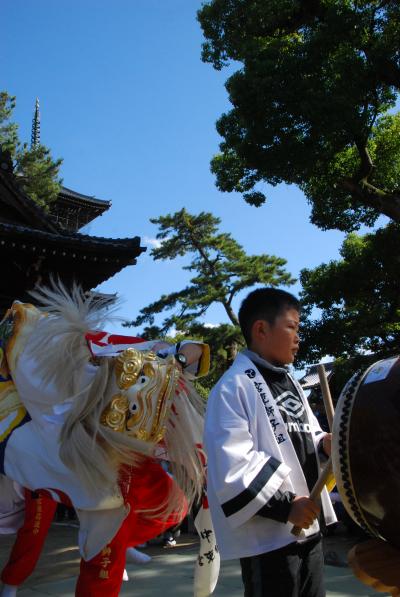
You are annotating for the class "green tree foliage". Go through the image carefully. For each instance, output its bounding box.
[0,91,62,208]
[297,223,400,367]
[126,208,294,330]
[0,92,19,153]
[183,322,245,391]
[198,1,400,231]
[125,209,294,388]
[15,145,63,209]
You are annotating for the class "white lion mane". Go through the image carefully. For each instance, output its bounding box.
[27,280,205,517]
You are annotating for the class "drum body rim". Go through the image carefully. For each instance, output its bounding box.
[331,360,389,539]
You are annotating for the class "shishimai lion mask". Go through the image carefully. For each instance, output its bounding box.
[0,282,205,518]
[101,348,180,443]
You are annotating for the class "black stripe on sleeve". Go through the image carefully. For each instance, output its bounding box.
[257,489,295,523]
[221,457,281,518]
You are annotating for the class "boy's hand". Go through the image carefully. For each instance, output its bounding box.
[322,433,332,456]
[287,496,320,528]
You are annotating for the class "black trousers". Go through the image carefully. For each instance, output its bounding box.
[240,536,325,597]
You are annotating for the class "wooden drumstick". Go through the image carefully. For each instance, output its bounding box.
[291,363,335,535]
[291,456,332,536]
[317,364,335,432]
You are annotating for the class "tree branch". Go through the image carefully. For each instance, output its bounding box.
[355,140,375,181]
[341,178,400,222]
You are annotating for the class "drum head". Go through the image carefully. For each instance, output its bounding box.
[332,356,400,548]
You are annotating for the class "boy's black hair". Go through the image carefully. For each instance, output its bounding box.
[238,287,300,346]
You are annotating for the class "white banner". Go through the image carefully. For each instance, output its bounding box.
[193,496,220,597]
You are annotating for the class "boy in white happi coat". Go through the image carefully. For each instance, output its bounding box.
[204,288,336,597]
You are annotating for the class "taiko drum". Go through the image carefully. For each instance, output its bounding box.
[332,356,400,548]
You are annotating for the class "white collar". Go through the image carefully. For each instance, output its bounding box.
[242,349,289,375]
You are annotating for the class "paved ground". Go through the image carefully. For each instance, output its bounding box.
[0,523,390,596]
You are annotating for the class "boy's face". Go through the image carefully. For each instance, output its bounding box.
[250,308,300,366]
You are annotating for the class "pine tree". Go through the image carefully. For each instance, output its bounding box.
[125,209,295,387]
[127,208,294,331]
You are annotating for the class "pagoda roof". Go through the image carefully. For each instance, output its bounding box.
[0,149,146,310]
[58,185,111,209]
[0,219,142,255]
[0,218,143,289]
[50,186,111,232]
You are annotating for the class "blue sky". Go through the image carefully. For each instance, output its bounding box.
[3,0,351,350]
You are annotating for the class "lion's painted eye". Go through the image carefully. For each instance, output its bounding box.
[129,399,139,414]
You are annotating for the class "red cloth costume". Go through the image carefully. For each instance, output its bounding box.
[76,459,186,596]
[1,490,57,586]
[1,460,186,596]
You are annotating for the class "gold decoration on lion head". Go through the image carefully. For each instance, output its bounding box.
[100,348,180,443]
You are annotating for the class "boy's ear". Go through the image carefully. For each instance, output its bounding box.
[252,319,270,340]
